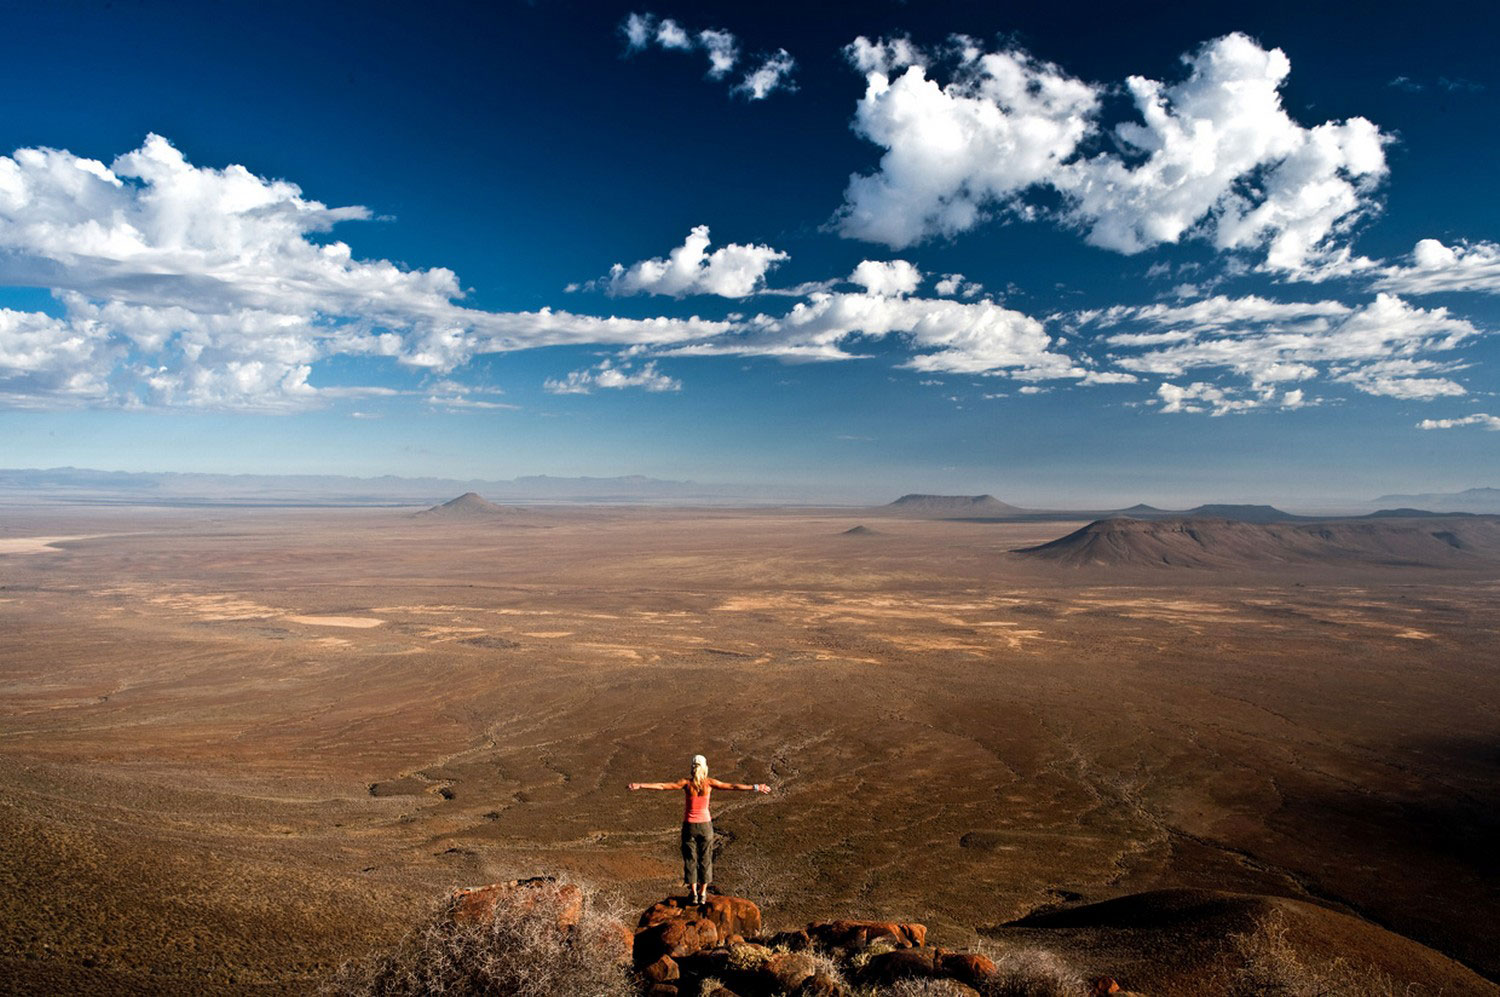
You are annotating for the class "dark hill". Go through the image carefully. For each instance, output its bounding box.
[993,888,1496,996]
[1014,516,1500,569]
[1180,503,1298,523]
[414,492,522,519]
[883,494,1027,517]
[1116,503,1169,516]
[841,525,879,536]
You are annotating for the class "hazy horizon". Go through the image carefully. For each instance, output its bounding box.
[1,462,1495,513]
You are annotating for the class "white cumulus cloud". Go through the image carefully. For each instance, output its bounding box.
[702,290,1083,378]
[933,273,982,298]
[592,226,788,298]
[838,40,1097,248]
[837,32,1389,274]
[0,135,731,408]
[848,259,922,297]
[1157,381,1306,416]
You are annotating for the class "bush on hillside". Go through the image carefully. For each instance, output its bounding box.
[327,878,633,997]
[1229,912,1417,997]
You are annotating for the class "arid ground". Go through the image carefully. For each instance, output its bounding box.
[2,505,1498,993]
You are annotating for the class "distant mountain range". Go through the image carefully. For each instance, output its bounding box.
[1370,487,1500,514]
[0,467,812,506]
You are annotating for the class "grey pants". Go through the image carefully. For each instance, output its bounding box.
[681,821,713,886]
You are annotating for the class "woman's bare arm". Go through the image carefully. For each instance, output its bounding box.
[628,779,689,791]
[708,777,771,793]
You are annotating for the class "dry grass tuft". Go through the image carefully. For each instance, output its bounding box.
[326,878,633,997]
[974,944,1088,997]
[1228,912,1421,997]
[880,979,990,996]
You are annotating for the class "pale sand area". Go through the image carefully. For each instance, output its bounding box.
[0,534,110,555]
[283,615,385,628]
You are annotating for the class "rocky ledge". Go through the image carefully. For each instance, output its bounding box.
[444,880,1136,997]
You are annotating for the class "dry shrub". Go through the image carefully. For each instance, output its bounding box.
[847,935,900,973]
[326,878,633,997]
[880,979,986,997]
[975,945,1087,997]
[1228,912,1420,997]
[802,948,851,988]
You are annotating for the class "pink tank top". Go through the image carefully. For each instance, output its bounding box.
[683,783,711,823]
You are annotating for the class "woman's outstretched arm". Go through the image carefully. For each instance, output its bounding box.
[628,779,689,791]
[708,777,771,793]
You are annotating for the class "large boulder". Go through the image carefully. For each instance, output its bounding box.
[861,947,998,990]
[643,954,680,983]
[806,918,927,951]
[635,895,763,966]
[862,947,941,984]
[941,951,997,988]
[758,951,821,992]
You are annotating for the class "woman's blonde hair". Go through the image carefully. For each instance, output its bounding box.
[690,754,708,794]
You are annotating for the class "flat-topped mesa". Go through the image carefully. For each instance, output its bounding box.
[882,493,1026,517]
[1014,515,1500,569]
[1179,503,1297,523]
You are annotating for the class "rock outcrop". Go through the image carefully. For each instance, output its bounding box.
[400,881,1495,997]
[626,893,1006,997]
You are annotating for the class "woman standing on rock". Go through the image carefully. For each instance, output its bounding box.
[629,754,770,904]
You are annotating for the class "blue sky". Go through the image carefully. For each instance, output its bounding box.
[1,0,1497,505]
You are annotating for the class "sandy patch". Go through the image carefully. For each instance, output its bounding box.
[524,631,573,638]
[715,594,809,612]
[0,535,105,555]
[283,615,384,628]
[415,625,486,638]
[576,643,643,659]
[876,634,989,653]
[149,593,279,621]
[371,604,490,614]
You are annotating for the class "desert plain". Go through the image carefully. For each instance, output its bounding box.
[1,502,1498,994]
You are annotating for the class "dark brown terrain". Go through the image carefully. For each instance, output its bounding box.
[1017,514,1500,568]
[1,504,1498,994]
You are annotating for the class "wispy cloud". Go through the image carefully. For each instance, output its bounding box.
[1417,412,1500,431]
[544,358,681,394]
[732,49,797,100]
[621,13,795,100]
[1083,292,1482,408]
[1372,239,1500,295]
